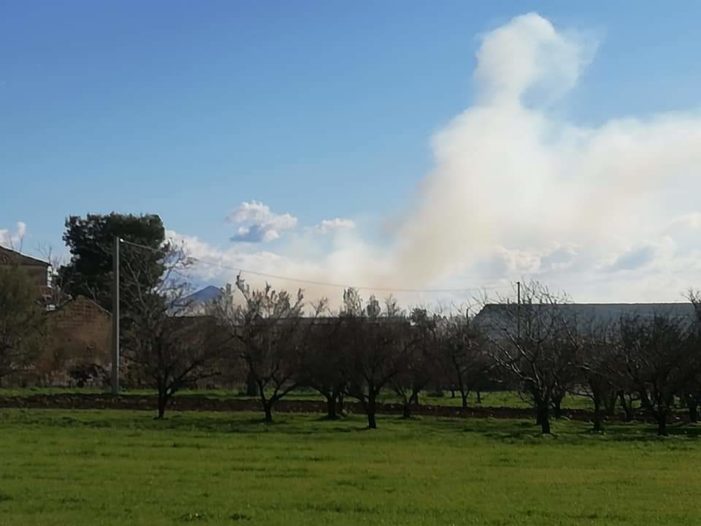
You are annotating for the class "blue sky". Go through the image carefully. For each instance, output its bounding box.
[2,1,701,303]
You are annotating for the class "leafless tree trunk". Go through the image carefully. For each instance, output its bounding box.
[213,276,316,424]
[438,310,491,413]
[391,308,436,419]
[615,313,697,436]
[617,391,635,421]
[482,282,579,435]
[120,241,229,418]
[341,290,411,429]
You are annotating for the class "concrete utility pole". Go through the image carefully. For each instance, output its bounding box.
[111,236,120,395]
[516,280,521,340]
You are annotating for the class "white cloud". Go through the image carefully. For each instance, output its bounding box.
[177,13,701,305]
[314,218,356,234]
[168,229,287,281]
[227,201,297,243]
[0,221,26,250]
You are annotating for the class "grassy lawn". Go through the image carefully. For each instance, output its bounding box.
[1,410,700,525]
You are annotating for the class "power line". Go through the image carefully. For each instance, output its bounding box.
[118,240,698,307]
[119,238,508,295]
[194,258,502,294]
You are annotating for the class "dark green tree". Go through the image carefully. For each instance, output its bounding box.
[59,213,166,309]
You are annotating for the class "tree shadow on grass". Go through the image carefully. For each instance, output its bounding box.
[597,421,701,442]
[6,408,701,443]
[448,417,701,444]
[147,412,374,435]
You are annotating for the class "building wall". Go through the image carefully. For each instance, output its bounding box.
[0,246,50,297]
[35,296,112,386]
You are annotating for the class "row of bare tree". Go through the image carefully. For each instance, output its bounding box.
[3,216,697,435]
[122,269,492,428]
[482,283,701,435]
[3,238,700,436]
[118,249,701,435]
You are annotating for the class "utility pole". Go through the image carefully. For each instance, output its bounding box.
[111,236,120,395]
[516,280,521,340]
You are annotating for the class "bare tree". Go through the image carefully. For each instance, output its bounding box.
[298,316,348,419]
[390,308,437,418]
[483,282,578,434]
[437,310,492,410]
[615,313,697,435]
[341,290,411,429]
[120,242,228,418]
[575,322,619,432]
[684,291,701,422]
[37,244,69,309]
[214,276,310,423]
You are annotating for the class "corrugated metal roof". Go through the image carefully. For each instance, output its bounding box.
[474,302,698,335]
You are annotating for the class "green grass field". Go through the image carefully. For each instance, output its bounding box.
[1,410,700,525]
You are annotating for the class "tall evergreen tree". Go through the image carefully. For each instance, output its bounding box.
[59,213,166,310]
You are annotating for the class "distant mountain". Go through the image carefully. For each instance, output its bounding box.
[176,285,223,315]
[185,285,222,304]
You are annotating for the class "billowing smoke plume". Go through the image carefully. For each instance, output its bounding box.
[176,13,701,304]
[379,13,701,300]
